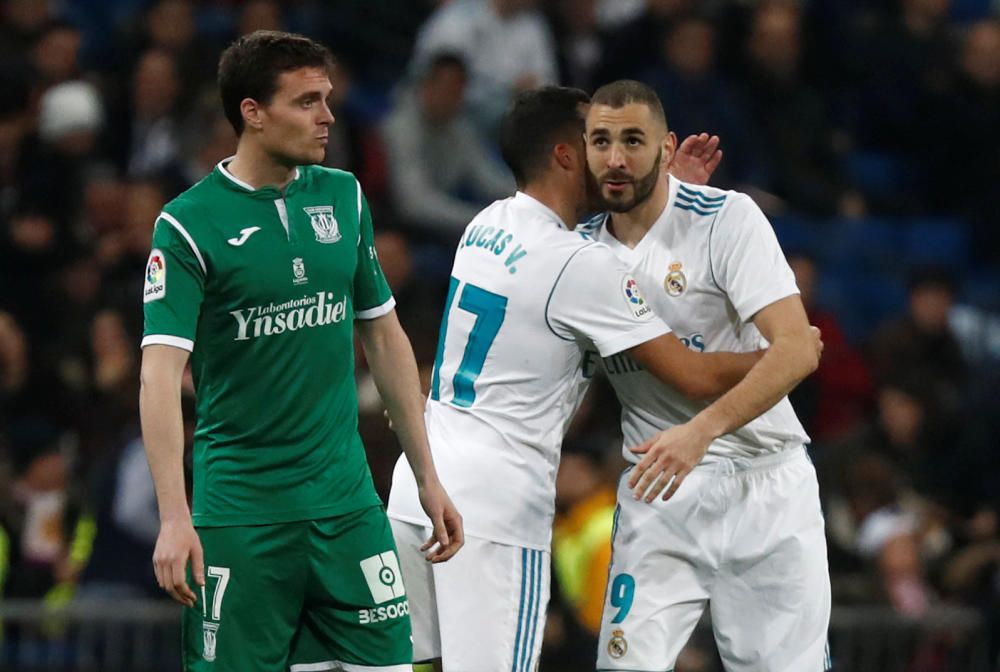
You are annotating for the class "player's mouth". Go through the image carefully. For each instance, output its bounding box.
[603,179,633,194]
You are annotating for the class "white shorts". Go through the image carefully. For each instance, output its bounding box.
[390,520,550,672]
[597,447,832,672]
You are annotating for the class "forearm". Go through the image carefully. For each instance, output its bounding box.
[689,350,764,398]
[139,375,189,522]
[692,337,817,439]
[360,316,437,485]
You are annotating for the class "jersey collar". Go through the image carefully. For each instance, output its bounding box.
[512,191,570,230]
[215,157,302,198]
[596,177,680,260]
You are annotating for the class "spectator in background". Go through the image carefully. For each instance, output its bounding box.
[124,49,183,185]
[639,13,757,188]
[0,0,50,67]
[238,0,285,36]
[596,0,691,82]
[0,66,31,224]
[923,19,1000,260]
[412,0,558,137]
[788,253,873,441]
[19,79,104,224]
[738,2,864,217]
[30,20,82,91]
[870,267,966,417]
[850,0,954,193]
[383,52,512,244]
[137,0,215,100]
[547,0,606,92]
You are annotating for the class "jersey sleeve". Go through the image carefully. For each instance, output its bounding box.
[353,181,396,320]
[709,194,799,323]
[141,211,206,351]
[545,244,670,357]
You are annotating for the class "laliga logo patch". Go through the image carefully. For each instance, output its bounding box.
[622,276,651,319]
[665,261,687,297]
[608,628,628,659]
[143,249,166,303]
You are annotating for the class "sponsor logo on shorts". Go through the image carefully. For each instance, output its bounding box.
[607,628,628,659]
[202,622,219,661]
[358,599,410,624]
[359,550,407,604]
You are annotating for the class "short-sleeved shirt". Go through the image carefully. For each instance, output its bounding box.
[593,178,810,461]
[387,192,670,549]
[142,160,394,527]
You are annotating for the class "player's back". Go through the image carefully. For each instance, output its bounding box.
[389,192,638,548]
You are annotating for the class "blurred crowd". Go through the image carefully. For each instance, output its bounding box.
[0,0,998,670]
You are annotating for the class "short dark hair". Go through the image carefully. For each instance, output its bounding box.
[217,30,333,135]
[499,86,591,188]
[590,79,668,130]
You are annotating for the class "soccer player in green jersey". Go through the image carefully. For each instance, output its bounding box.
[139,31,464,672]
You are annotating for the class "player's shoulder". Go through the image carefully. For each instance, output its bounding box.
[671,179,758,225]
[299,164,360,195]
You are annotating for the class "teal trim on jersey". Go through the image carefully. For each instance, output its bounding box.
[678,183,726,202]
[431,277,460,401]
[674,201,721,217]
[544,243,597,341]
[824,640,833,670]
[512,549,528,672]
[452,283,508,408]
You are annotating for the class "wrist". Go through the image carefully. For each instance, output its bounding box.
[159,506,191,525]
[690,413,722,444]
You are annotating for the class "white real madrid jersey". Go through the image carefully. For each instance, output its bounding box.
[594,178,810,462]
[388,192,670,549]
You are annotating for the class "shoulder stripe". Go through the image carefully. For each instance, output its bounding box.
[676,191,726,211]
[157,212,207,275]
[678,184,726,202]
[544,243,597,341]
[356,178,362,219]
[674,202,720,217]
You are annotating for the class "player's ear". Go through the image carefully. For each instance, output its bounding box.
[662,131,678,172]
[240,98,264,132]
[553,143,575,172]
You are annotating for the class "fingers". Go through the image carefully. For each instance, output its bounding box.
[425,509,464,563]
[627,450,656,489]
[705,148,723,175]
[630,454,664,498]
[190,538,206,587]
[660,470,688,502]
[171,556,197,607]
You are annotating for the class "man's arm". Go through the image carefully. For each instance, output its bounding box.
[139,344,203,606]
[356,311,464,562]
[627,333,763,400]
[630,295,820,502]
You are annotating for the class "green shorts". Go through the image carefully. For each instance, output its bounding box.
[182,505,412,671]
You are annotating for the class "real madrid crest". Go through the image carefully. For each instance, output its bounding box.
[664,261,687,297]
[608,628,628,659]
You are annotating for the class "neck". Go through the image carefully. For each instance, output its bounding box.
[227,138,298,190]
[607,175,671,249]
[522,179,579,230]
